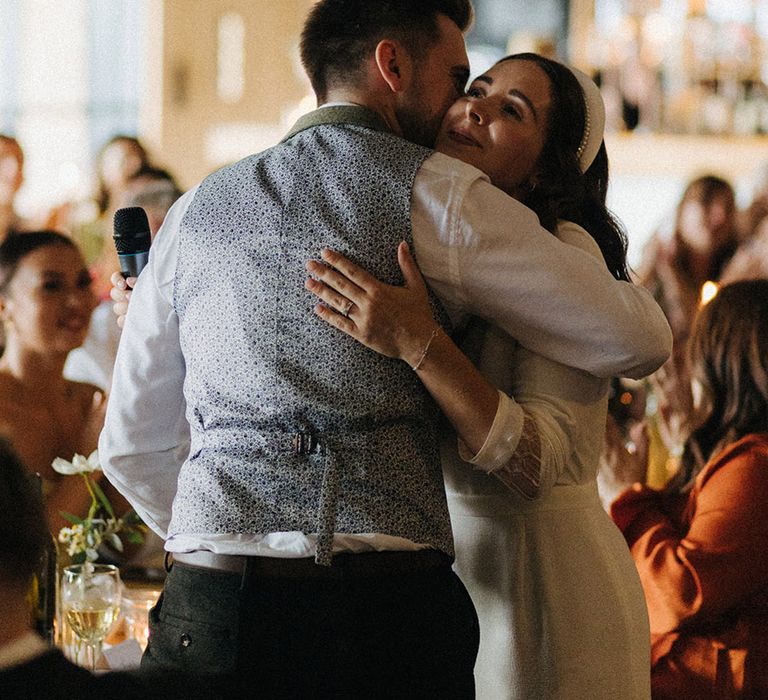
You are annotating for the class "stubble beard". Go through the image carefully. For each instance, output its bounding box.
[396,84,443,149]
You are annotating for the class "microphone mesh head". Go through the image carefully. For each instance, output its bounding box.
[113,207,151,254]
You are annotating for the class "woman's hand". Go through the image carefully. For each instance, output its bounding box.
[109,271,135,329]
[79,390,109,457]
[651,354,693,456]
[305,242,440,368]
[598,415,650,509]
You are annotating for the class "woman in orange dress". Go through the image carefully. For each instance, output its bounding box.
[611,279,768,699]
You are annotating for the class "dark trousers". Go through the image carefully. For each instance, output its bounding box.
[142,553,479,699]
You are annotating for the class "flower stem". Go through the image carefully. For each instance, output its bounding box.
[82,474,99,522]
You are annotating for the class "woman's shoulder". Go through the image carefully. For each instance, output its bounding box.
[697,433,768,488]
[0,370,22,408]
[67,380,106,410]
[555,220,603,260]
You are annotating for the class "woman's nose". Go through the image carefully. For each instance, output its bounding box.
[467,100,487,125]
[66,287,92,310]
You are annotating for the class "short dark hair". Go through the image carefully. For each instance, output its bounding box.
[0,437,48,589]
[301,0,473,101]
[0,230,77,294]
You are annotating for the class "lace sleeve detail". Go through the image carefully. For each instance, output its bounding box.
[489,410,541,499]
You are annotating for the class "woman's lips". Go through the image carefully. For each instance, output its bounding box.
[448,128,481,147]
[60,317,88,332]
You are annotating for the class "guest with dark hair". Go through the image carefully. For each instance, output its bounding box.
[610,280,768,698]
[637,175,739,347]
[0,231,103,533]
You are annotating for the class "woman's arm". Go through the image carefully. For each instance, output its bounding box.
[611,438,768,634]
[307,243,561,498]
[307,242,498,455]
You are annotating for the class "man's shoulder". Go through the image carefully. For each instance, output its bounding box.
[418,151,490,185]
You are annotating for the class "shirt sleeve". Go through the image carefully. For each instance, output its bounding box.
[412,154,672,380]
[610,441,768,635]
[98,187,198,539]
[455,222,607,499]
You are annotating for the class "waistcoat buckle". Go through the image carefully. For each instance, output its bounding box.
[293,432,320,456]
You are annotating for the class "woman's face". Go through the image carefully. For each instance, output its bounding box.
[678,195,735,252]
[99,140,145,193]
[0,244,97,354]
[435,59,552,198]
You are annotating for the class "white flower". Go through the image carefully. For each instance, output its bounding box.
[51,450,101,475]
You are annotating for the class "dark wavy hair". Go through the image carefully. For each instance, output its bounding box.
[300,0,473,102]
[496,54,630,282]
[0,230,77,294]
[0,436,48,588]
[667,280,768,493]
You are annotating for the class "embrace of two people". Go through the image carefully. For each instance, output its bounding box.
[101,1,671,698]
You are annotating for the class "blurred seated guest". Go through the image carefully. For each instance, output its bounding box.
[87,137,155,298]
[48,135,153,298]
[607,280,768,699]
[737,160,768,242]
[64,167,182,391]
[636,175,739,347]
[0,135,28,243]
[67,170,182,579]
[720,216,768,284]
[0,436,223,699]
[118,166,182,235]
[632,175,740,489]
[0,231,105,533]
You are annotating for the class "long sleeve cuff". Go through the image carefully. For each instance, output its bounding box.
[458,390,524,473]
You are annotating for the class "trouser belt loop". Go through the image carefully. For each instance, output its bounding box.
[240,557,250,592]
[315,447,340,567]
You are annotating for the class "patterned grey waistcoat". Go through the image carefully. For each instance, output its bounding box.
[170,107,453,565]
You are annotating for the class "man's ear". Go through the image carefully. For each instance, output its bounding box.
[374,39,412,93]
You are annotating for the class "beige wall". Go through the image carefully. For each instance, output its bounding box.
[143,0,315,189]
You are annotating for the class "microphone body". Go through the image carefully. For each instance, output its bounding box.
[113,207,152,278]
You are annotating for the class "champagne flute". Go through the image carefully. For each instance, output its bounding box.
[61,564,121,671]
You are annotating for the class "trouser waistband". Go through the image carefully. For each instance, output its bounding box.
[170,549,451,579]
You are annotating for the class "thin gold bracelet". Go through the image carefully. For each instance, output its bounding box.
[411,327,441,371]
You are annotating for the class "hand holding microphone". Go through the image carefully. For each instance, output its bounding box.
[111,206,151,327]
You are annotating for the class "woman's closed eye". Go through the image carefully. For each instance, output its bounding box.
[466,87,522,120]
[77,271,93,289]
[466,86,485,99]
[501,102,522,120]
[42,278,63,292]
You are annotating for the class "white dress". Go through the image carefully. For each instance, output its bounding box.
[445,222,650,699]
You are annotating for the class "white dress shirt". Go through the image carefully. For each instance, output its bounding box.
[100,146,671,557]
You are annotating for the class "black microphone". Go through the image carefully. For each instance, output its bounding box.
[113,206,152,278]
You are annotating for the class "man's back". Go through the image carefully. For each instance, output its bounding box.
[170,109,453,564]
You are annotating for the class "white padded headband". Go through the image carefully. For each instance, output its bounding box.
[568,66,606,173]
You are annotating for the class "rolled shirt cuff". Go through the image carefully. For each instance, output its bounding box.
[458,390,525,473]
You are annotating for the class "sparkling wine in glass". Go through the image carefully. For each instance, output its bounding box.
[61,564,121,671]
